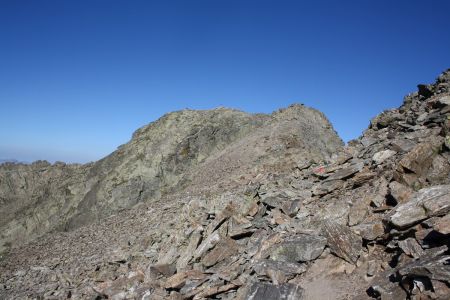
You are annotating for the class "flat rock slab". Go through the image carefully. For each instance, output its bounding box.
[324,162,363,182]
[398,238,424,259]
[269,234,327,263]
[253,259,307,284]
[398,246,450,284]
[322,220,363,264]
[387,185,450,229]
[246,282,303,300]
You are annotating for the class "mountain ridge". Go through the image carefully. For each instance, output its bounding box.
[0,103,343,253]
[1,69,450,299]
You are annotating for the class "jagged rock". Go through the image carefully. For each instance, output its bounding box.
[260,192,289,209]
[398,238,424,259]
[389,181,413,204]
[394,141,440,188]
[390,138,416,153]
[269,234,327,263]
[348,188,372,226]
[397,246,450,284]
[372,150,396,165]
[353,221,385,241]
[437,95,450,106]
[202,237,238,267]
[388,185,450,229]
[324,162,364,181]
[253,259,306,284]
[164,270,206,289]
[312,180,344,196]
[432,213,450,234]
[371,177,389,207]
[427,154,450,184]
[245,282,303,300]
[322,220,363,264]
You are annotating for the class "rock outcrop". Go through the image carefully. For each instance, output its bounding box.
[0,105,342,253]
[1,69,450,300]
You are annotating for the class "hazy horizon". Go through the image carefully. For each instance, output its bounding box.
[1,0,450,163]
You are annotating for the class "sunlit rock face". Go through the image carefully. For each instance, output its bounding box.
[0,104,342,253]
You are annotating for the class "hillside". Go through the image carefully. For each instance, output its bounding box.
[0,105,342,253]
[1,69,450,299]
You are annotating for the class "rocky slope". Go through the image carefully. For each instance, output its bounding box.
[1,69,450,300]
[0,105,342,253]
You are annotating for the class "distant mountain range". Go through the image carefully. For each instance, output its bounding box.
[0,159,19,164]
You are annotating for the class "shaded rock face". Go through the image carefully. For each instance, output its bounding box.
[0,105,343,253]
[1,69,450,300]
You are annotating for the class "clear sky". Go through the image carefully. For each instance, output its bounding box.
[1,0,449,163]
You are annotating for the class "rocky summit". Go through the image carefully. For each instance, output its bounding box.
[0,70,450,300]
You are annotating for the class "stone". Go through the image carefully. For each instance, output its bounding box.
[280,199,302,217]
[202,237,238,267]
[348,191,372,226]
[371,177,389,207]
[164,270,206,289]
[369,281,408,300]
[227,216,255,239]
[260,192,289,209]
[148,264,177,278]
[389,138,416,153]
[398,238,424,259]
[312,180,344,196]
[177,229,203,271]
[372,150,396,165]
[388,185,450,229]
[389,181,413,204]
[269,234,327,263]
[253,259,306,284]
[394,142,438,187]
[193,231,221,260]
[352,221,385,241]
[367,260,379,277]
[433,213,450,234]
[245,282,303,300]
[322,220,363,264]
[192,283,238,300]
[324,162,363,181]
[397,247,450,284]
[426,154,450,184]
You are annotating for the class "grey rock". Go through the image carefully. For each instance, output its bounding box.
[372,150,396,165]
[398,246,450,284]
[352,221,385,241]
[253,259,306,284]
[398,238,424,259]
[269,234,327,262]
[390,139,416,153]
[322,220,363,264]
[246,282,303,300]
[324,162,363,181]
[312,180,344,196]
[389,181,413,204]
[388,185,450,229]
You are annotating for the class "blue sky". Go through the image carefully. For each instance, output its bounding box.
[1,0,449,163]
